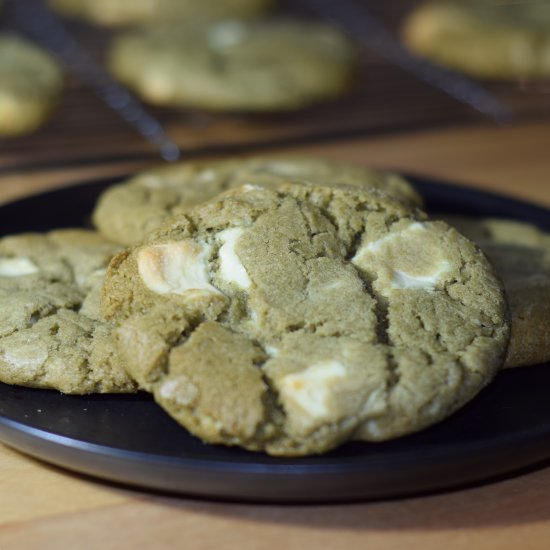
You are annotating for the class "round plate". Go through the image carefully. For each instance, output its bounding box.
[0,176,549,503]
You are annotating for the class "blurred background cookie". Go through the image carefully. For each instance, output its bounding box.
[441,216,550,369]
[92,156,423,246]
[48,0,274,27]
[107,19,356,112]
[402,0,550,79]
[0,34,63,136]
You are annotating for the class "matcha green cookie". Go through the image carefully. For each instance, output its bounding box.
[102,184,508,455]
[441,216,550,369]
[0,35,63,136]
[108,19,356,111]
[403,1,550,79]
[93,156,423,246]
[0,230,136,394]
[48,0,272,27]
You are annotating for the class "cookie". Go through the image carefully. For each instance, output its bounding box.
[402,1,550,79]
[0,35,63,136]
[48,0,273,27]
[0,230,136,394]
[92,156,424,246]
[107,19,356,111]
[102,184,509,455]
[441,216,550,369]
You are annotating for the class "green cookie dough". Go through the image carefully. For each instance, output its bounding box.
[441,216,550,369]
[0,35,63,136]
[0,229,136,394]
[102,184,509,455]
[92,155,423,246]
[403,1,550,79]
[107,19,356,111]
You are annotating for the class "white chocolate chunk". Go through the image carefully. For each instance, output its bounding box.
[265,345,279,358]
[392,261,451,290]
[138,241,221,297]
[352,222,452,295]
[158,376,199,406]
[142,71,176,102]
[355,222,427,258]
[91,268,107,278]
[241,184,265,192]
[360,387,387,417]
[0,257,39,277]
[141,175,165,189]
[198,169,216,182]
[217,227,251,289]
[359,419,384,439]
[280,360,347,433]
[243,307,261,334]
[207,21,248,50]
[200,416,225,434]
[263,161,303,176]
[322,279,346,291]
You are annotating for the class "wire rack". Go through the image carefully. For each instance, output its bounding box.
[0,0,548,172]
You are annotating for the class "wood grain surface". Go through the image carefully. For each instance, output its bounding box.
[1,0,549,172]
[0,120,549,549]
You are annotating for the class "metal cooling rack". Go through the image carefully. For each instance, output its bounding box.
[0,0,548,173]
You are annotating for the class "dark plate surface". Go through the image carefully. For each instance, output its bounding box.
[0,177,549,503]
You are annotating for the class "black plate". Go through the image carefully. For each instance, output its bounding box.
[0,177,549,503]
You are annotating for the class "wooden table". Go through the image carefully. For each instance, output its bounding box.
[1,120,549,549]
